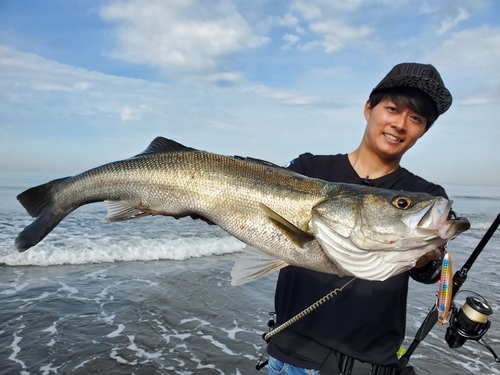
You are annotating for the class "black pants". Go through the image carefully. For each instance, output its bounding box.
[398,366,417,375]
[268,330,407,375]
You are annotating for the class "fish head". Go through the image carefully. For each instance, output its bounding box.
[310,187,470,280]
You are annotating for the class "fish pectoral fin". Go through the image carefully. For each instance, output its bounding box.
[259,203,314,249]
[230,246,288,286]
[104,201,151,222]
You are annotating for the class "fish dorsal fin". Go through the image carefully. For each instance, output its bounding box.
[231,246,288,285]
[136,136,196,156]
[259,203,314,249]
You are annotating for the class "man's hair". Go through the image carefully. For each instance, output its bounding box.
[368,86,439,130]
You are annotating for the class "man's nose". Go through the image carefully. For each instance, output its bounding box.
[392,115,407,132]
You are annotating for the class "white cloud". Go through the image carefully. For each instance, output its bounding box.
[2,1,500,185]
[276,13,298,27]
[99,0,269,73]
[425,26,500,109]
[427,26,500,74]
[285,1,370,53]
[419,2,438,14]
[0,45,335,173]
[269,90,314,105]
[32,82,91,93]
[291,1,323,21]
[0,45,159,125]
[310,21,370,53]
[205,72,242,86]
[420,0,490,16]
[0,46,94,93]
[246,84,317,106]
[283,34,299,44]
[291,0,363,20]
[120,105,147,121]
[436,8,469,35]
[297,40,321,52]
[281,33,300,50]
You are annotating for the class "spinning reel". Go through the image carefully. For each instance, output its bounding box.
[445,293,499,362]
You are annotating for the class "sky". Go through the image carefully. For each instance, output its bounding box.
[0,0,499,186]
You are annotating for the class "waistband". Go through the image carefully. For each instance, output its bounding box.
[269,329,397,375]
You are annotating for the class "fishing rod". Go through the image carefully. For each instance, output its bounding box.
[399,213,500,369]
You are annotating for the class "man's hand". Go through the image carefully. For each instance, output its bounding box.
[414,247,442,268]
[410,246,446,283]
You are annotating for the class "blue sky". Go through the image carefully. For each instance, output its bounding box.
[1,0,499,185]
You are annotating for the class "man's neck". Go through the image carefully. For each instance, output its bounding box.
[347,148,400,180]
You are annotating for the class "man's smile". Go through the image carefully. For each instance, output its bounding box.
[383,132,404,142]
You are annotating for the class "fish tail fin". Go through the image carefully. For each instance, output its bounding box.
[16,178,70,252]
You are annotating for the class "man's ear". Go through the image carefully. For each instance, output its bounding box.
[364,99,372,121]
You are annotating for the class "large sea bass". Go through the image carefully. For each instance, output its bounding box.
[16,137,469,284]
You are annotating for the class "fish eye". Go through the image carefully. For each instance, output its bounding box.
[392,196,412,210]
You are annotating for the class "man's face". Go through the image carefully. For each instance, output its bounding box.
[362,98,428,161]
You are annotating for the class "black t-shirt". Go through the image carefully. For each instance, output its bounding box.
[267,153,447,368]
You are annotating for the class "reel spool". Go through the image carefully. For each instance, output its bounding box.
[446,295,492,348]
[445,294,499,362]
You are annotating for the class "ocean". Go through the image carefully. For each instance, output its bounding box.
[0,172,499,375]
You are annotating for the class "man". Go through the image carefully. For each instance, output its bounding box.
[267,63,452,375]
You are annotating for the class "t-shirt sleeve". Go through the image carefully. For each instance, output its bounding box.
[402,174,448,199]
[425,183,448,199]
[286,153,314,175]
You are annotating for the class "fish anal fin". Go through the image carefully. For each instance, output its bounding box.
[230,246,288,286]
[135,136,196,157]
[259,203,314,249]
[189,214,216,225]
[104,201,151,222]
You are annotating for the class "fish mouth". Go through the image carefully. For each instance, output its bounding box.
[403,197,450,230]
[403,197,470,239]
[438,212,470,238]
